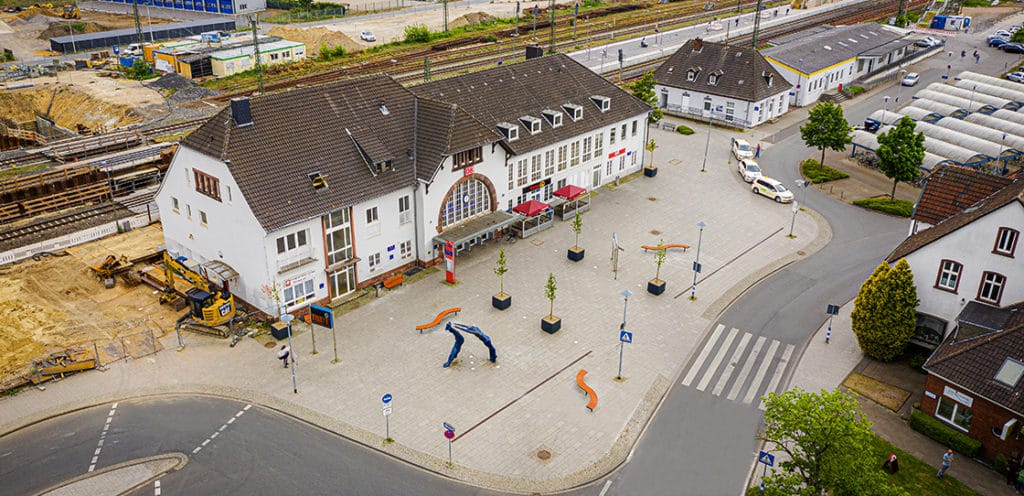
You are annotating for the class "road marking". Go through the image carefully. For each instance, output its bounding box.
[201,439,210,447]
[88,403,118,472]
[727,336,766,401]
[219,424,228,432]
[192,405,253,455]
[681,324,724,386]
[759,344,795,410]
[243,404,252,411]
[210,432,219,439]
[743,340,780,405]
[696,327,738,392]
[598,480,613,496]
[154,479,161,496]
[713,332,751,396]
[192,447,202,454]
[227,418,236,425]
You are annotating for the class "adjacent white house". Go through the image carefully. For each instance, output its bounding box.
[652,38,792,127]
[887,178,1024,347]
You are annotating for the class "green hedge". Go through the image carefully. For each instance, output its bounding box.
[800,158,849,183]
[851,196,915,217]
[844,85,865,96]
[676,125,694,135]
[909,410,981,457]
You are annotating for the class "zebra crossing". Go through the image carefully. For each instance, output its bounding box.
[680,324,795,409]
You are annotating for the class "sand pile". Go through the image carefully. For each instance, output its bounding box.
[269,25,361,57]
[13,85,144,130]
[449,12,495,29]
[0,274,70,380]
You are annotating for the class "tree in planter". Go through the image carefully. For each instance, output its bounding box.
[799,101,851,170]
[759,388,905,496]
[876,116,925,201]
[545,272,557,320]
[851,259,919,362]
[645,138,657,168]
[568,210,585,261]
[647,240,667,295]
[492,248,511,309]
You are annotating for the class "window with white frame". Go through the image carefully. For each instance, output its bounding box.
[441,177,491,228]
[367,252,381,271]
[935,397,972,431]
[725,101,735,122]
[582,136,592,162]
[621,124,627,141]
[400,240,413,259]
[324,209,353,265]
[544,150,555,176]
[200,210,208,226]
[935,260,962,292]
[398,195,411,225]
[276,229,308,256]
[516,159,528,187]
[557,145,568,171]
[364,205,380,235]
[994,227,1019,256]
[594,133,604,158]
[226,185,232,203]
[186,204,192,220]
[172,197,180,213]
[610,127,616,144]
[531,155,542,182]
[978,271,1006,304]
[619,155,626,171]
[283,278,315,308]
[631,120,638,137]
[508,163,514,190]
[570,141,580,167]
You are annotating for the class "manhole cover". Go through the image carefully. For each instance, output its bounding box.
[647,197,657,202]
[264,342,277,349]
[536,449,551,460]
[650,230,661,235]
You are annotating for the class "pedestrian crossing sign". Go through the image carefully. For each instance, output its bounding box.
[758,451,775,467]
[619,330,633,343]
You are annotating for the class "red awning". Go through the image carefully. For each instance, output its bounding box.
[512,199,551,217]
[553,184,587,200]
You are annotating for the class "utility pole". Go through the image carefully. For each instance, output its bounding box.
[572,2,578,41]
[548,0,556,53]
[132,1,144,46]
[424,56,431,82]
[250,16,264,94]
[750,0,764,48]
[898,0,906,17]
[443,0,449,32]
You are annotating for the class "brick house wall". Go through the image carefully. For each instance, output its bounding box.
[922,374,1024,460]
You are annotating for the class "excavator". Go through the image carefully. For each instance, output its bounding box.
[60,4,79,19]
[160,251,238,338]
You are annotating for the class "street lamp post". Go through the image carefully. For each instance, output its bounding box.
[895,69,907,103]
[968,84,977,113]
[689,221,707,301]
[620,289,632,330]
[999,132,1008,174]
[794,179,810,206]
[787,200,799,238]
[881,95,890,125]
[701,97,713,173]
[281,314,298,394]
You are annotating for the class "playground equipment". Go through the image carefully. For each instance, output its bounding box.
[442,322,497,367]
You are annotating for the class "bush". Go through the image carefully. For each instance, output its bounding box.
[851,196,915,217]
[121,60,156,80]
[404,24,431,44]
[319,43,346,60]
[800,158,849,183]
[843,85,865,96]
[996,454,1011,476]
[909,410,981,457]
[676,125,694,135]
[908,353,927,371]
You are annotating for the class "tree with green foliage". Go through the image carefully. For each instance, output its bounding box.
[876,116,925,201]
[799,101,852,169]
[570,210,583,249]
[404,24,431,43]
[759,388,908,496]
[494,248,508,297]
[544,272,557,319]
[851,259,919,362]
[122,60,154,80]
[652,239,666,282]
[645,138,657,168]
[1013,29,1024,44]
[629,71,663,124]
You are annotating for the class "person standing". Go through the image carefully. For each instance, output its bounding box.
[883,453,899,474]
[755,143,761,159]
[937,448,954,479]
[277,345,290,368]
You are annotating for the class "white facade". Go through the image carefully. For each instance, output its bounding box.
[900,202,1024,344]
[653,86,791,128]
[768,46,910,107]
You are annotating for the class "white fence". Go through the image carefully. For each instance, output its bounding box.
[0,209,160,265]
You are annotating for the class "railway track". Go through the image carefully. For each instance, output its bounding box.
[0,202,125,244]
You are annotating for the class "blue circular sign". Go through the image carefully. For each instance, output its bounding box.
[382,393,393,404]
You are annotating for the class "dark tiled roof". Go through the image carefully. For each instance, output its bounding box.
[182,74,418,232]
[413,96,503,183]
[410,53,652,155]
[651,39,791,102]
[887,179,1024,261]
[913,164,1013,226]
[925,301,1024,416]
[763,24,908,74]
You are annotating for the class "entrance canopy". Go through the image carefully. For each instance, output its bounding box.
[513,199,551,217]
[432,210,519,253]
[553,184,587,200]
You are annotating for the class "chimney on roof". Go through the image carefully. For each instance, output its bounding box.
[693,38,703,53]
[230,97,253,127]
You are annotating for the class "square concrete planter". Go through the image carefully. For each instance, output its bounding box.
[541,316,562,334]
[643,166,658,177]
[567,246,585,262]
[647,279,666,295]
[492,293,511,310]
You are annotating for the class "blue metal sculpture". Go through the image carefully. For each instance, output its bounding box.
[442,322,497,367]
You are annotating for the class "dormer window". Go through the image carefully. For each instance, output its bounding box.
[541,109,563,128]
[379,103,390,115]
[375,160,393,173]
[687,68,700,82]
[519,115,542,135]
[590,95,611,112]
[308,172,329,190]
[497,122,519,142]
[763,71,774,87]
[708,73,719,86]
[562,103,583,122]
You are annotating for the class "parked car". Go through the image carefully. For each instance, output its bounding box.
[914,36,944,48]
[360,31,376,42]
[1002,43,1024,54]
[737,159,762,183]
[901,72,920,86]
[1006,72,1024,83]
[993,29,1012,39]
[732,138,754,160]
[989,37,1010,48]
[751,177,794,203]
[1010,25,1021,33]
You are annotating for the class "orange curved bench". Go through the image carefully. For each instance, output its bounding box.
[641,243,689,252]
[416,307,461,333]
[576,369,598,412]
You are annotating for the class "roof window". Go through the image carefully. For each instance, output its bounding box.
[520,115,542,135]
[995,358,1024,387]
[762,71,774,87]
[562,103,583,122]
[497,122,519,141]
[708,73,719,86]
[308,172,329,190]
[590,95,611,112]
[687,67,700,82]
[541,109,563,128]
[379,102,390,115]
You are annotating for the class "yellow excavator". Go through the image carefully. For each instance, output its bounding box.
[60,5,80,19]
[160,251,237,337]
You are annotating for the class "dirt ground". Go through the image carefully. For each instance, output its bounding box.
[0,224,179,388]
[325,2,519,46]
[0,8,176,61]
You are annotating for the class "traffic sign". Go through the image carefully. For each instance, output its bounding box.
[113,44,120,55]
[382,406,393,416]
[758,451,775,467]
[382,393,393,405]
[693,261,702,273]
[826,304,840,315]
[619,330,633,344]
[443,429,455,440]
[443,422,454,433]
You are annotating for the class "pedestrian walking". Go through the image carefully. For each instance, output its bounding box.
[961,49,966,59]
[786,7,790,15]
[882,453,899,474]
[937,448,954,479]
[277,345,290,368]
[755,143,761,158]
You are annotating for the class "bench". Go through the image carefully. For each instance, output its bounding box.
[415,307,461,333]
[382,273,405,289]
[641,243,689,253]
[576,369,598,412]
